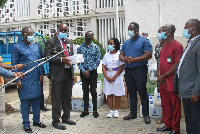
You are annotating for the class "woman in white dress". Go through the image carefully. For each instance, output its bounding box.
[102,38,125,118]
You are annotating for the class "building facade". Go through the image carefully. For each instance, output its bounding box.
[0,0,125,51]
[1,0,199,49]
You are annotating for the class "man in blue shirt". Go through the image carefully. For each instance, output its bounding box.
[119,22,152,124]
[77,31,101,118]
[12,27,46,133]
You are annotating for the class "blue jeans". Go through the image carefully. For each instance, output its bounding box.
[20,96,41,126]
[125,65,149,117]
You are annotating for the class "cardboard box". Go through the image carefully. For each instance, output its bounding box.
[72,94,104,111]
[113,96,130,109]
[73,76,81,84]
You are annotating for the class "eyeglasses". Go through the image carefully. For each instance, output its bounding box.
[59,29,68,33]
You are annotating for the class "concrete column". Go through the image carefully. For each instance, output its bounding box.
[90,17,98,39]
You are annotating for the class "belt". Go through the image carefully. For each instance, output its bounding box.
[126,65,146,69]
[106,67,119,72]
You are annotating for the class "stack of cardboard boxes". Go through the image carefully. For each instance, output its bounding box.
[113,77,130,109]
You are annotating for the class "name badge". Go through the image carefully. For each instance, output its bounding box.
[167,58,171,62]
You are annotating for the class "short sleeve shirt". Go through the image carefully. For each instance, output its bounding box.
[121,35,153,67]
[102,51,124,68]
[159,40,183,91]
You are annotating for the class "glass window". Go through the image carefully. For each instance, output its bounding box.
[0,35,18,54]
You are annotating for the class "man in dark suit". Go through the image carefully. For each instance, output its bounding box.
[44,23,76,130]
[174,19,200,134]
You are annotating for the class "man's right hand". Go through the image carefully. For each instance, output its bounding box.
[123,56,130,64]
[84,70,90,78]
[16,81,22,89]
[15,64,24,70]
[62,57,72,66]
[13,72,24,79]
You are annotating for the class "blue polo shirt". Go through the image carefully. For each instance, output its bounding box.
[121,35,153,67]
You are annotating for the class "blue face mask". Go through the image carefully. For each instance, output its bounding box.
[182,29,191,39]
[59,32,67,39]
[73,65,76,70]
[161,32,168,39]
[26,36,34,42]
[157,33,162,40]
[128,31,135,38]
[108,45,115,51]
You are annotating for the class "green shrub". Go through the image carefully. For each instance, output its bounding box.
[44,35,51,41]
[0,0,7,7]
[72,37,106,59]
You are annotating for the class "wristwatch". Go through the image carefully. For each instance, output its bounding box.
[162,74,166,78]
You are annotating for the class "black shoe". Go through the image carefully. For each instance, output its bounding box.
[23,126,33,133]
[29,108,33,114]
[123,114,137,120]
[93,111,99,118]
[62,119,76,125]
[40,106,49,111]
[33,122,46,128]
[52,122,66,130]
[157,126,172,132]
[144,116,151,124]
[80,111,89,117]
[170,131,180,134]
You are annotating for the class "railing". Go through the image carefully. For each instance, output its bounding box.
[97,16,125,52]
[97,0,124,8]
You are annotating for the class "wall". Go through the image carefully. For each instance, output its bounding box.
[125,0,200,48]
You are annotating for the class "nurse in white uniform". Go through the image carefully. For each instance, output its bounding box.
[102,38,125,118]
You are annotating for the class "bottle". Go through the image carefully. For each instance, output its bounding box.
[154,87,158,101]
[72,83,78,98]
[79,83,83,98]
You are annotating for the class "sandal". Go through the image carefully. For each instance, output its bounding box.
[156,120,163,124]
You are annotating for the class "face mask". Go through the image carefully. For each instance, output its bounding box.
[128,31,135,38]
[161,32,168,39]
[73,65,76,70]
[85,36,92,42]
[182,29,191,39]
[26,36,34,42]
[108,45,115,51]
[59,32,67,39]
[157,33,162,40]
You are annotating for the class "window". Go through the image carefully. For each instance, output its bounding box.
[0,35,19,54]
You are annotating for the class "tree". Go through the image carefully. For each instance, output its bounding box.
[0,0,7,7]
[72,37,106,59]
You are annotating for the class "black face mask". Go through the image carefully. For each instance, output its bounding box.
[85,35,92,42]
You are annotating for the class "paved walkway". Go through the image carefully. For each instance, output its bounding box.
[4,77,186,134]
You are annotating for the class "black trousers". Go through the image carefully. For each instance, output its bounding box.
[51,69,73,122]
[80,70,98,112]
[125,65,149,117]
[182,98,200,134]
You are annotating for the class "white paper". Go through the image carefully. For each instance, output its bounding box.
[68,54,84,64]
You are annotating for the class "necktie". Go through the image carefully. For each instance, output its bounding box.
[61,38,69,57]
